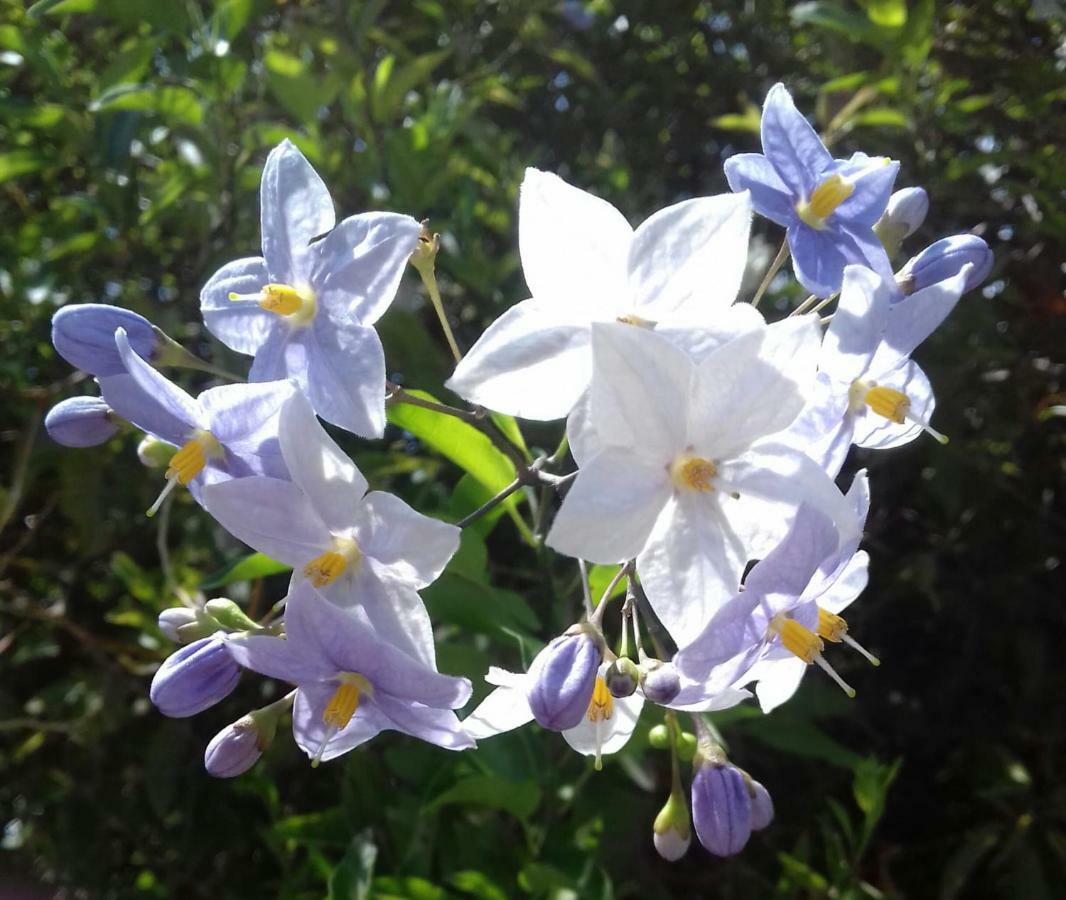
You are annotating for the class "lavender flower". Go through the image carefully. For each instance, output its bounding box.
[149,635,241,718]
[44,396,118,447]
[897,234,993,295]
[51,303,158,377]
[525,626,605,731]
[691,761,752,858]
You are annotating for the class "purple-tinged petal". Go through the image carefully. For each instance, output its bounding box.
[788,223,849,299]
[97,374,186,448]
[834,159,899,228]
[248,322,304,383]
[225,633,334,684]
[114,327,204,432]
[818,550,869,615]
[52,304,158,377]
[692,762,752,857]
[852,359,933,450]
[525,630,603,731]
[149,636,241,718]
[898,234,992,295]
[749,655,808,713]
[342,561,438,669]
[353,491,460,589]
[293,682,387,762]
[672,592,763,688]
[205,717,263,778]
[45,396,119,447]
[260,140,335,282]
[311,212,421,326]
[202,476,332,566]
[200,379,295,445]
[760,83,831,198]
[820,265,892,384]
[200,256,276,356]
[372,694,476,750]
[304,320,387,438]
[724,153,797,226]
[750,781,775,830]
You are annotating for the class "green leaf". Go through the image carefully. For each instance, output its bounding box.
[374,49,451,121]
[851,107,908,129]
[0,151,44,185]
[28,0,96,17]
[90,84,204,126]
[209,0,253,43]
[430,774,541,820]
[588,564,626,605]
[859,0,907,28]
[200,552,291,590]
[448,870,509,900]
[712,105,761,134]
[328,831,377,900]
[791,2,884,46]
[424,573,540,637]
[264,49,339,122]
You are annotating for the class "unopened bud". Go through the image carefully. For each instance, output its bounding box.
[149,635,240,718]
[525,624,605,732]
[205,712,275,778]
[137,435,176,469]
[874,187,929,257]
[51,303,158,377]
[204,598,259,632]
[691,761,752,858]
[653,789,692,862]
[648,723,670,749]
[605,657,640,698]
[749,778,775,831]
[45,396,120,448]
[897,234,993,296]
[640,658,681,705]
[410,220,441,275]
[677,731,697,762]
[158,607,199,641]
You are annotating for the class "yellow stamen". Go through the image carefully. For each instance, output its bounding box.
[587,676,614,723]
[670,454,717,493]
[864,385,910,424]
[313,673,373,767]
[616,313,658,328]
[147,430,222,517]
[796,174,854,229]
[229,283,316,322]
[818,608,881,666]
[770,612,857,697]
[303,537,361,588]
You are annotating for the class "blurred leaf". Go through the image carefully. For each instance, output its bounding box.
[588,564,626,604]
[0,151,45,185]
[448,870,508,900]
[200,552,290,590]
[90,84,204,126]
[713,105,761,134]
[851,107,908,128]
[328,831,377,900]
[28,0,96,16]
[431,774,541,820]
[859,0,907,28]
[791,2,884,45]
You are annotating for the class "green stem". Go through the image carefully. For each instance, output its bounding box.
[751,240,790,308]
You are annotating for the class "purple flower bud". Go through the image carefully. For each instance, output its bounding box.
[883,187,929,238]
[750,779,775,831]
[605,657,640,698]
[525,627,604,731]
[44,396,119,447]
[157,608,199,642]
[691,762,752,857]
[898,234,993,296]
[149,636,240,718]
[641,659,681,705]
[205,716,264,778]
[51,304,158,377]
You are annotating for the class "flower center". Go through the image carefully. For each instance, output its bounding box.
[230,282,317,326]
[586,676,614,723]
[848,379,949,444]
[795,174,854,230]
[768,612,856,698]
[616,313,658,328]
[146,429,223,517]
[817,608,881,666]
[303,536,362,588]
[313,673,374,767]
[670,454,718,493]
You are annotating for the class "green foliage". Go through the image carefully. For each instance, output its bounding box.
[1,1,1064,898]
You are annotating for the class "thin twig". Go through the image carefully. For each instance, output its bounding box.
[577,559,594,620]
[790,293,820,317]
[751,240,790,308]
[590,561,633,625]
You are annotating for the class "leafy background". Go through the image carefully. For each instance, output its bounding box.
[2,0,1065,897]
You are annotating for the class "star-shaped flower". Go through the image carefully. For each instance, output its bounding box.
[546,320,855,646]
[200,140,420,437]
[724,83,899,298]
[203,391,459,667]
[445,168,757,420]
[226,583,473,763]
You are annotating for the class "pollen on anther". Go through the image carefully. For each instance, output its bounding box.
[671,455,718,493]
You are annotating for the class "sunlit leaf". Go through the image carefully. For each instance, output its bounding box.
[200,552,291,590]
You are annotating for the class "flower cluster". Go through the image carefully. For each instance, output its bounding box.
[46,85,991,861]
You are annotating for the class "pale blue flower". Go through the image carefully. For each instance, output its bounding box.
[51,303,158,377]
[898,234,992,296]
[725,83,899,297]
[200,140,420,437]
[45,395,119,447]
[150,634,241,718]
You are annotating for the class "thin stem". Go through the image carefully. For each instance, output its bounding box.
[386,383,478,422]
[751,240,790,308]
[578,559,594,620]
[810,293,838,316]
[789,293,820,317]
[548,433,570,466]
[156,492,174,591]
[410,232,463,364]
[590,561,632,626]
[457,474,526,528]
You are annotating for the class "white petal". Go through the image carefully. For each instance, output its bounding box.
[688,328,804,461]
[303,321,387,438]
[445,298,592,420]
[750,656,807,713]
[546,448,671,564]
[655,303,766,363]
[202,477,332,565]
[852,360,933,450]
[565,388,597,467]
[353,491,460,588]
[519,168,632,317]
[637,493,747,646]
[260,140,335,281]
[819,550,869,614]
[278,391,368,533]
[587,322,691,462]
[820,265,892,384]
[760,314,822,393]
[627,192,752,322]
[199,257,276,356]
[562,691,643,757]
[463,684,533,740]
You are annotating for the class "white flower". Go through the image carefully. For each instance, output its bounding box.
[546,320,856,648]
[445,168,757,420]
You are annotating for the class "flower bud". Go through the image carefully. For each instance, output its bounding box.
[648,723,670,749]
[525,625,604,732]
[44,396,120,448]
[204,598,259,632]
[158,607,199,641]
[653,789,692,862]
[749,779,775,831]
[149,635,240,718]
[640,658,681,705]
[51,304,158,377]
[874,187,929,256]
[897,234,993,296]
[691,761,752,858]
[205,714,272,778]
[605,657,640,698]
[676,732,697,762]
[137,435,176,469]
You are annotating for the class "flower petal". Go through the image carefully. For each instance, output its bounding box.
[202,476,332,565]
[562,689,643,757]
[354,491,459,588]
[655,302,767,364]
[372,694,476,750]
[311,212,421,326]
[760,83,831,197]
[819,550,869,614]
[199,256,276,356]
[724,153,797,226]
[519,168,632,317]
[260,140,335,281]
[462,684,534,740]
[750,656,807,713]
[546,447,671,564]
[292,682,387,762]
[225,634,333,684]
[303,321,387,438]
[627,192,752,321]
[852,359,933,449]
[277,391,368,533]
[834,158,899,227]
[200,379,294,445]
[820,264,893,383]
[110,329,202,437]
[445,297,592,420]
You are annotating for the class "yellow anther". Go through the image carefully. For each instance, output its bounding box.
[616,313,658,329]
[864,385,910,424]
[302,537,361,588]
[771,614,824,664]
[322,673,372,730]
[587,676,614,723]
[670,454,718,493]
[796,174,854,229]
[258,283,304,315]
[166,430,222,485]
[817,608,848,642]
